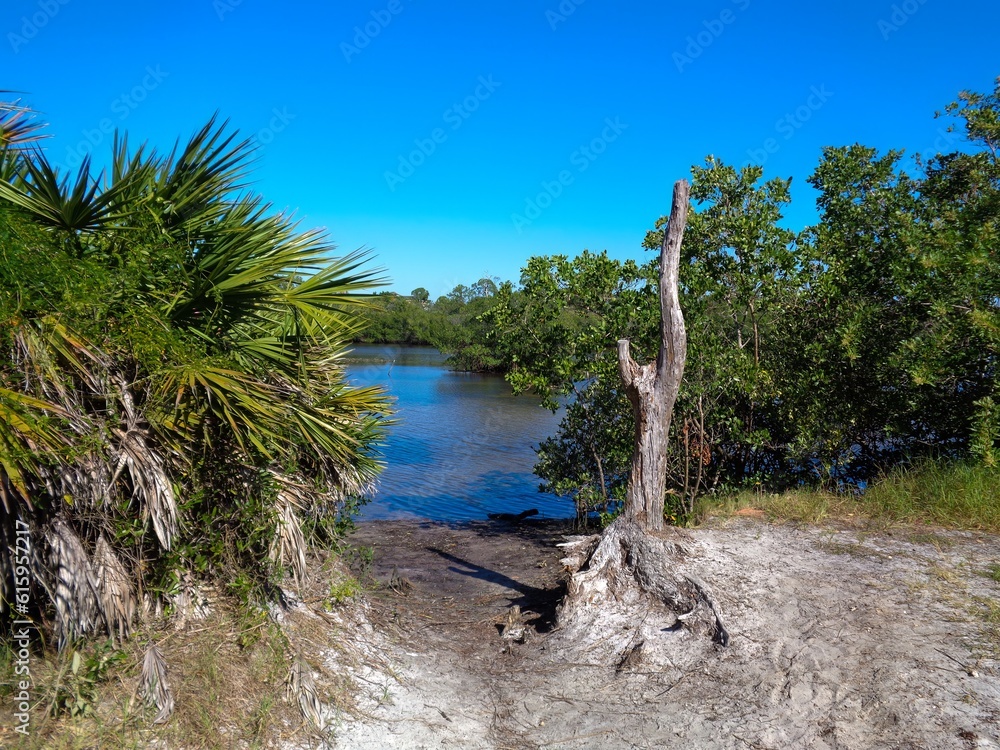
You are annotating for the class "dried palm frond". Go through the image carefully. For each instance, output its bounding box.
[139,644,174,723]
[93,535,135,644]
[170,572,210,628]
[110,375,179,551]
[46,518,100,650]
[269,477,308,586]
[284,655,326,731]
[112,427,178,551]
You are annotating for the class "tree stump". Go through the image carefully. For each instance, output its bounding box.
[557,519,728,646]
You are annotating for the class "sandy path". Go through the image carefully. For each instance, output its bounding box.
[333,518,1000,749]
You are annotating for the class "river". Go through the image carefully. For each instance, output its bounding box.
[346,344,574,521]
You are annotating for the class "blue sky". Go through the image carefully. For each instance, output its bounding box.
[5,0,999,297]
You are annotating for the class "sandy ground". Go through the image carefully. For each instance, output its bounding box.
[330,517,1000,750]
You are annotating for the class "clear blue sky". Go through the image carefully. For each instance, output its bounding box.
[5,0,999,297]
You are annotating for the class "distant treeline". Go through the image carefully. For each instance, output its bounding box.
[355,279,508,372]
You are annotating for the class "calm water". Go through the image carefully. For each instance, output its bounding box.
[346,344,573,521]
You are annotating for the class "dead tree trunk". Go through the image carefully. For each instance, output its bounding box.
[557,179,729,649]
[617,177,689,531]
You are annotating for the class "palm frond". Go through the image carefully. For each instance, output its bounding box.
[170,572,210,627]
[93,535,135,643]
[139,644,174,723]
[111,427,178,551]
[0,387,74,510]
[0,150,133,233]
[164,196,386,343]
[153,114,254,232]
[46,518,100,650]
[152,364,287,456]
[284,655,326,730]
[107,131,160,216]
[268,476,309,586]
[0,94,45,148]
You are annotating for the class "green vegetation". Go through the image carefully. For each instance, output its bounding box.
[0,97,390,725]
[700,460,1000,532]
[863,461,1000,530]
[467,78,1000,524]
[984,563,1000,583]
[0,603,319,749]
[326,574,363,607]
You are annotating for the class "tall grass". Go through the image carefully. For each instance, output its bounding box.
[698,460,1000,532]
[862,460,1000,531]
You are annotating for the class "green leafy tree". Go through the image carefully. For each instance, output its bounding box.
[486,162,804,519]
[481,250,656,515]
[472,276,499,298]
[655,160,800,491]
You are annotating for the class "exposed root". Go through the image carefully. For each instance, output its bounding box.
[557,517,729,646]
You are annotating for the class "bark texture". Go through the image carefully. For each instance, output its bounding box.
[558,179,729,648]
[618,178,689,531]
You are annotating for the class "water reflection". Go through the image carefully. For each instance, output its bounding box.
[347,345,573,521]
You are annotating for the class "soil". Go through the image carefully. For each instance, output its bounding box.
[331,516,1000,750]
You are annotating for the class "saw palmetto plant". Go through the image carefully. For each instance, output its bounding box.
[0,93,44,149]
[0,97,390,685]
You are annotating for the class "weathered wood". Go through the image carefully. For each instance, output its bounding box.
[559,518,729,646]
[617,179,689,532]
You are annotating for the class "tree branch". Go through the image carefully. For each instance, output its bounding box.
[617,338,638,388]
[657,179,689,381]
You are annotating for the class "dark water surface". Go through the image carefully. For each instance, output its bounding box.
[346,345,574,521]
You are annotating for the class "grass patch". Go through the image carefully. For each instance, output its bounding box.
[698,460,1000,532]
[861,460,1000,532]
[696,487,860,526]
[327,574,363,607]
[0,551,384,749]
[973,596,1000,624]
[0,604,304,749]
